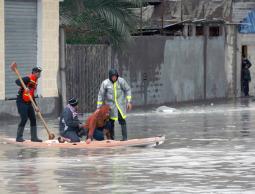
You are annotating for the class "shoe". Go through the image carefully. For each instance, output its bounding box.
[31,126,42,142]
[16,126,25,142]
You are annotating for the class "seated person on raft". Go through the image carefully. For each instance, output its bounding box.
[59,98,86,142]
[83,104,111,144]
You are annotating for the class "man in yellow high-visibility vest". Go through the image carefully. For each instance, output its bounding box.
[97,68,132,141]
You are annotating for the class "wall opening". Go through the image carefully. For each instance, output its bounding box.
[196,26,204,36]
[209,26,221,37]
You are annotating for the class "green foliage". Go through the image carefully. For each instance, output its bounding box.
[66,32,99,44]
[60,0,142,47]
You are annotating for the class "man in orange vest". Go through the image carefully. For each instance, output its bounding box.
[15,67,42,142]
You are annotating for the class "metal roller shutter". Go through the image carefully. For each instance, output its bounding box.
[5,0,37,99]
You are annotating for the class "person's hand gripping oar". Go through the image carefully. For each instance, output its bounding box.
[10,62,55,140]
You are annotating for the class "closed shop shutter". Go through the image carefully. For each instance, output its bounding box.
[5,0,37,99]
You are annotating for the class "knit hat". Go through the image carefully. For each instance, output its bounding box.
[68,97,78,107]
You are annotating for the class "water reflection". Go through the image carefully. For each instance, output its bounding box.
[2,148,40,194]
[240,99,251,137]
[0,99,255,193]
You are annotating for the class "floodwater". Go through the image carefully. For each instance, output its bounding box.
[0,98,255,194]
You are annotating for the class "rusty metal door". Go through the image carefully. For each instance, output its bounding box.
[65,45,110,113]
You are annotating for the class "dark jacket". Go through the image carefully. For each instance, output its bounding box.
[242,68,251,82]
[59,106,80,136]
[15,77,31,102]
[242,59,252,69]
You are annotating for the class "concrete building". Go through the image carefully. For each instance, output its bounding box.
[61,0,255,110]
[0,0,60,119]
[113,0,255,106]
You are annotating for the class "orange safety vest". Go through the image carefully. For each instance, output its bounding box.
[22,74,38,102]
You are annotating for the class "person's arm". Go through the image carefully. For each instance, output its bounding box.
[97,81,105,108]
[87,116,97,140]
[86,116,97,144]
[121,78,132,110]
[247,59,252,68]
[15,76,30,87]
[121,78,132,102]
[63,109,80,128]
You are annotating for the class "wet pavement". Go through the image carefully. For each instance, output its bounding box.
[0,98,255,193]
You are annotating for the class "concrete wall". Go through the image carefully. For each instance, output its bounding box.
[114,36,166,106]
[206,36,227,98]
[114,34,232,106]
[163,37,204,102]
[0,0,4,100]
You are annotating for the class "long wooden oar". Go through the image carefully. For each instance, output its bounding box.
[10,62,55,140]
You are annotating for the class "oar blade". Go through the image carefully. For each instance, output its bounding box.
[49,133,55,140]
[10,61,17,71]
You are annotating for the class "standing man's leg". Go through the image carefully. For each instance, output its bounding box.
[241,80,245,96]
[247,81,250,96]
[28,104,42,142]
[16,101,28,142]
[118,111,127,141]
[244,81,249,96]
[108,119,115,140]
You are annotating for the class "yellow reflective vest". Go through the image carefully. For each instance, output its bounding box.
[97,77,131,120]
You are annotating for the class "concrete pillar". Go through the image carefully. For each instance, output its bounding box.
[59,27,66,110]
[192,25,196,36]
[0,0,5,100]
[183,25,189,37]
[203,25,209,99]
[38,0,59,98]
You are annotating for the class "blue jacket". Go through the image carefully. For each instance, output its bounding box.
[59,106,80,136]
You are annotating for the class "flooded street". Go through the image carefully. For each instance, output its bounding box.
[0,98,255,194]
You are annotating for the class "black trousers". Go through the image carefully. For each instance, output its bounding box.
[16,100,36,127]
[63,129,81,142]
[243,80,250,96]
[108,111,126,140]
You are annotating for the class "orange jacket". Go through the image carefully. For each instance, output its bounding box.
[84,105,110,139]
[22,74,38,102]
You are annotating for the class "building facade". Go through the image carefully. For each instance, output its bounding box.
[0,0,59,118]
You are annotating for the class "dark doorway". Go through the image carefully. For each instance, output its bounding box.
[242,45,247,58]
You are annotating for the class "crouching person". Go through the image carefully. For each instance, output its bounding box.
[84,104,111,144]
[59,98,85,142]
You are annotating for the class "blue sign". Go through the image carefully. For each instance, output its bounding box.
[239,10,255,33]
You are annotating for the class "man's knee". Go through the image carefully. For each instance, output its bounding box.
[64,131,80,142]
[19,115,28,127]
[71,137,80,142]
[118,118,126,125]
[69,135,80,142]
